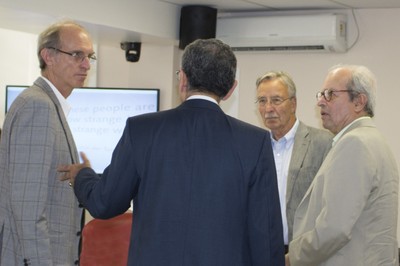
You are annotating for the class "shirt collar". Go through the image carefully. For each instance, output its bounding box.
[271,118,299,144]
[187,95,218,105]
[41,76,72,116]
[332,116,370,146]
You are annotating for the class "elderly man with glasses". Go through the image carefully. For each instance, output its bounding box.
[256,71,333,254]
[286,65,399,266]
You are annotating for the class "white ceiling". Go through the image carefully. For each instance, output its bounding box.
[161,0,400,12]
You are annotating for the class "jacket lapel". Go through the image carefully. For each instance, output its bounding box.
[34,77,79,163]
[286,122,309,201]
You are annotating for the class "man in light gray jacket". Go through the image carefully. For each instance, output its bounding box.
[256,71,333,253]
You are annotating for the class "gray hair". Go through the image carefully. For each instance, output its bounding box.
[256,71,297,98]
[181,38,237,98]
[329,64,376,117]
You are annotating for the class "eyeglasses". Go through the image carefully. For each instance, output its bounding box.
[49,47,97,64]
[316,89,351,101]
[256,97,292,107]
[175,70,181,81]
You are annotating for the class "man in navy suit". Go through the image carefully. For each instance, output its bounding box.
[59,38,284,265]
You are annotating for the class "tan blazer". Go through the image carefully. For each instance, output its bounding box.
[289,118,399,266]
[286,121,332,242]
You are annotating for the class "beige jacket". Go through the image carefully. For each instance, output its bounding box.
[289,118,399,266]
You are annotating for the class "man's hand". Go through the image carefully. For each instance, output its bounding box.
[58,152,91,187]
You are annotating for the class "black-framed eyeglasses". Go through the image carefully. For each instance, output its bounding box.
[49,47,97,64]
[175,70,181,81]
[316,89,351,102]
[256,97,292,107]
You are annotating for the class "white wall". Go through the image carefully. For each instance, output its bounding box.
[95,43,180,112]
[0,28,39,122]
[0,0,179,41]
[1,7,400,242]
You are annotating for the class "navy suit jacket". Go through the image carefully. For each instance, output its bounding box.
[75,99,284,265]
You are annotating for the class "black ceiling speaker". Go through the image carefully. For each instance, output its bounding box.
[120,42,141,62]
[179,5,217,50]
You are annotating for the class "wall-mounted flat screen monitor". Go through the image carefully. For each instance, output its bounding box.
[5,85,160,175]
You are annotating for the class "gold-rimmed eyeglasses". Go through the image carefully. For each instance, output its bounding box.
[49,47,97,64]
[256,97,292,107]
[316,89,351,102]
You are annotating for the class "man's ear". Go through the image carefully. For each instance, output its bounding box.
[222,80,238,101]
[178,70,189,102]
[40,48,54,66]
[354,93,368,113]
[290,96,297,114]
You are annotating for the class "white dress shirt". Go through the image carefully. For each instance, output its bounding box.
[41,76,72,117]
[271,119,299,245]
[187,94,218,105]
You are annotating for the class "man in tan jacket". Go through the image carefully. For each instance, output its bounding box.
[287,64,399,266]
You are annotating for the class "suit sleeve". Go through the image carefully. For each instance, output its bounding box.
[248,134,285,266]
[289,136,374,265]
[9,101,57,265]
[74,120,139,219]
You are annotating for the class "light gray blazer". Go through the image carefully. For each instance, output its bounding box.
[286,121,332,242]
[0,77,83,266]
[289,118,399,266]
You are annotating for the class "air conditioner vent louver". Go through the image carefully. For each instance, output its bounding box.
[232,45,326,52]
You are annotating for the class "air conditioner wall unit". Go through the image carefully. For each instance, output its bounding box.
[216,13,347,52]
